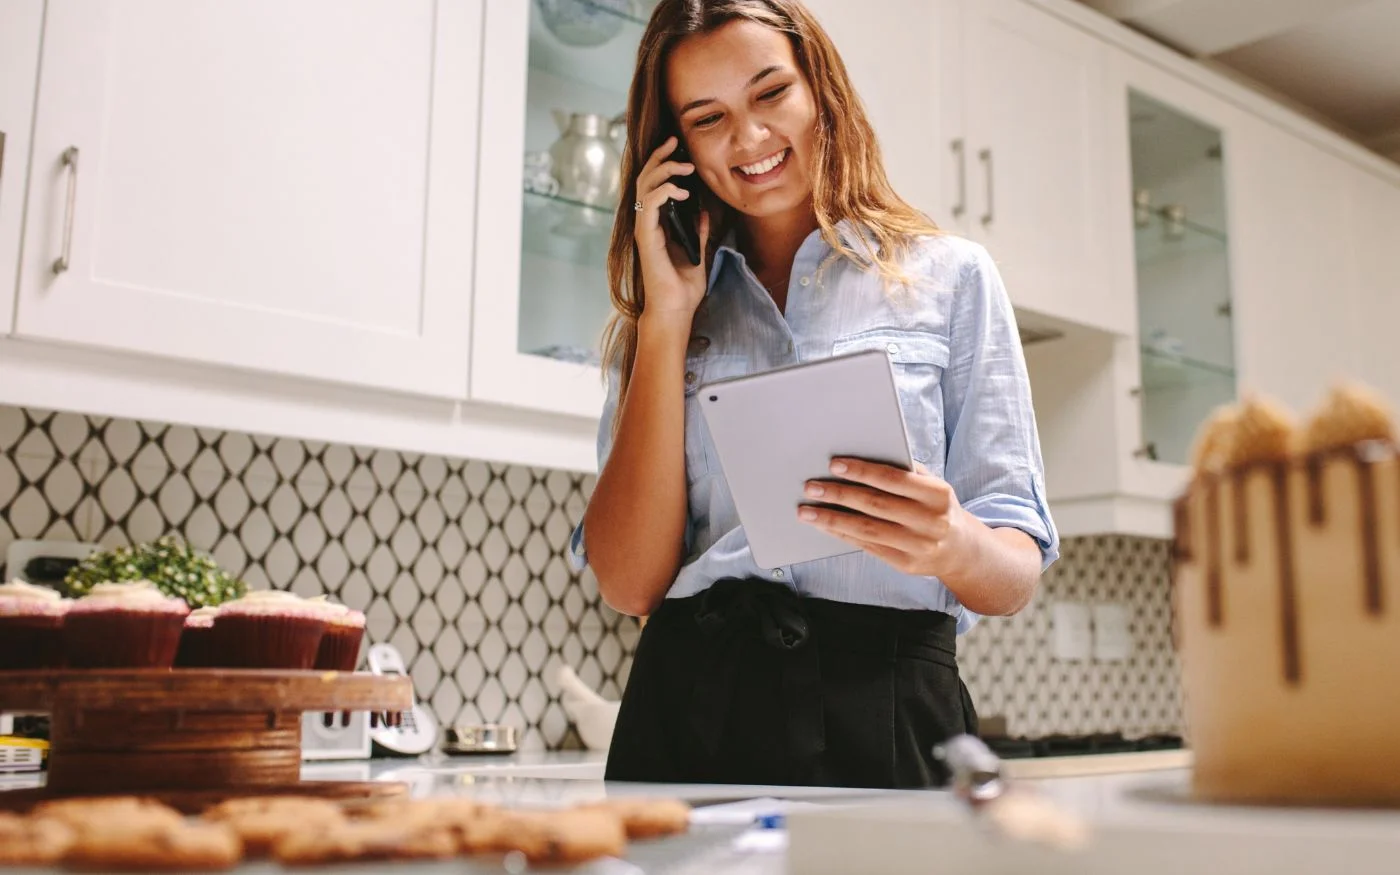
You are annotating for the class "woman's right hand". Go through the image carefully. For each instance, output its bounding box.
[633,136,712,319]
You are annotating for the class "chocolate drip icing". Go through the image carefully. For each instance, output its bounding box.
[1206,478,1223,627]
[1305,455,1325,525]
[1355,451,1383,615]
[1272,464,1301,684]
[1232,471,1249,563]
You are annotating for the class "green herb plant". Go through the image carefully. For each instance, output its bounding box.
[64,535,247,608]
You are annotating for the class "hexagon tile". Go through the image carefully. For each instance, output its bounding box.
[0,405,1181,744]
[0,406,632,751]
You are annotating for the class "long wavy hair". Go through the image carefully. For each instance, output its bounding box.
[600,0,940,411]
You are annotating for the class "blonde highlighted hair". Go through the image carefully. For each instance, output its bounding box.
[600,0,940,412]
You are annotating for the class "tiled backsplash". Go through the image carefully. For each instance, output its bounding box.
[0,406,1181,747]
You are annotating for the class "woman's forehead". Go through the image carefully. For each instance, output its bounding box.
[666,20,796,106]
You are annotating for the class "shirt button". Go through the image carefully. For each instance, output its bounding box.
[772,569,785,580]
[886,342,899,354]
[684,371,697,387]
[799,276,811,287]
[692,336,711,351]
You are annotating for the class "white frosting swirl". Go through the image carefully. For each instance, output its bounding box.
[70,580,186,614]
[218,589,324,618]
[185,605,221,628]
[0,579,63,603]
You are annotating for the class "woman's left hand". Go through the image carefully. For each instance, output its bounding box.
[796,457,971,577]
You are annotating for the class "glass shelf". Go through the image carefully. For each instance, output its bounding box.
[1133,206,1227,266]
[528,1,648,96]
[1139,345,1235,393]
[521,188,615,270]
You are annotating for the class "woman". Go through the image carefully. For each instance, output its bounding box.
[569,0,1059,788]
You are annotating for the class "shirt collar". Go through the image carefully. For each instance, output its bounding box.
[708,218,876,290]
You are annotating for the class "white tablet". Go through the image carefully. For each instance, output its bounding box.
[697,348,915,570]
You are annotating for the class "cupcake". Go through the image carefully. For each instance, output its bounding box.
[173,606,221,668]
[0,580,70,670]
[62,581,190,669]
[307,599,366,672]
[209,590,328,669]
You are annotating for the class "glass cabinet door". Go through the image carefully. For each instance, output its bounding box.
[518,0,654,368]
[1128,90,1237,466]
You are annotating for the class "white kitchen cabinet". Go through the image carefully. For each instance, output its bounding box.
[1030,46,1253,537]
[16,0,481,399]
[942,0,1130,336]
[472,0,952,419]
[1229,114,1361,413]
[1349,172,1400,406]
[0,0,44,337]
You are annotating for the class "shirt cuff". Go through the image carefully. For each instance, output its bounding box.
[567,520,588,572]
[961,491,1060,572]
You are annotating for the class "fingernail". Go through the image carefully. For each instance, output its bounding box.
[798,508,817,521]
[804,483,824,498]
[830,461,848,475]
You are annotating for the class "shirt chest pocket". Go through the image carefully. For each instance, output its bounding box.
[831,329,950,465]
[684,352,747,480]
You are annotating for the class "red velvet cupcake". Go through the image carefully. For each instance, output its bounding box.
[208,590,328,669]
[310,602,366,672]
[0,580,70,670]
[173,606,220,668]
[62,581,190,669]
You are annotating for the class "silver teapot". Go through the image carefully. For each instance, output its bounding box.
[548,110,626,209]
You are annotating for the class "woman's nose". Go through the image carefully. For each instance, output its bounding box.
[733,117,770,152]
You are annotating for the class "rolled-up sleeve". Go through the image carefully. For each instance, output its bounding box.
[941,242,1060,572]
[567,369,621,572]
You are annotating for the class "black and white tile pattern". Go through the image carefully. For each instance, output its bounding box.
[0,405,1182,744]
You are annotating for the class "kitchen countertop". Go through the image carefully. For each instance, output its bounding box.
[2,748,1213,873]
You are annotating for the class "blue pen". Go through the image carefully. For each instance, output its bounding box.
[754,813,785,830]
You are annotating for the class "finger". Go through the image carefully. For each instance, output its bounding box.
[697,207,712,253]
[796,505,922,553]
[638,160,695,196]
[644,182,688,211]
[829,457,950,510]
[638,136,679,179]
[849,537,913,572]
[802,479,925,529]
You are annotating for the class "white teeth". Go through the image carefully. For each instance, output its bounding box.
[739,149,787,176]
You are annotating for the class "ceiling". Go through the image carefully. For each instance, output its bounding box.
[1075,0,1400,165]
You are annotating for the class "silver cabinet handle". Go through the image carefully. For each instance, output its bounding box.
[979,147,994,227]
[951,138,966,219]
[52,146,79,275]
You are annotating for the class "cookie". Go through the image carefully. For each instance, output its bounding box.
[200,796,347,857]
[490,808,627,864]
[0,812,74,865]
[31,796,185,831]
[272,819,457,866]
[580,798,691,839]
[63,821,242,871]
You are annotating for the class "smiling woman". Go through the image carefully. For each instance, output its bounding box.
[572,0,1060,790]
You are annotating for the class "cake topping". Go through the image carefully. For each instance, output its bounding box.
[0,579,64,603]
[217,589,325,618]
[185,606,221,628]
[69,580,189,614]
[1190,404,1241,473]
[1224,394,1295,467]
[1299,383,1396,454]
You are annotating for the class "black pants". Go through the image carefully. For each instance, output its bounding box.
[604,577,978,788]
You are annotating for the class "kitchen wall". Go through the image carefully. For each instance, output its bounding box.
[0,405,1181,747]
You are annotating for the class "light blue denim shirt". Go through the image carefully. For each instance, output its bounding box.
[570,223,1059,633]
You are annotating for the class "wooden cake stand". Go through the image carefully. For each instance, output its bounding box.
[0,669,413,813]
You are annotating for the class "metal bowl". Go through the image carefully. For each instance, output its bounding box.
[441,723,518,755]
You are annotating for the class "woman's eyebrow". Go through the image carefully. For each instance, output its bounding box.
[677,65,783,116]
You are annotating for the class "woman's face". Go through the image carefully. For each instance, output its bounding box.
[665,19,818,221]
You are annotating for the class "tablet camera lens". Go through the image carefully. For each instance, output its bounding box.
[708,395,717,402]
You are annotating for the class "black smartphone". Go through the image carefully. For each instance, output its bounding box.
[662,143,703,266]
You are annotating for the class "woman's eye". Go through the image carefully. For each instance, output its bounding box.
[693,114,722,129]
[759,84,790,101]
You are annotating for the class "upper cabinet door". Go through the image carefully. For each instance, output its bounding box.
[1350,171,1400,405]
[961,0,1128,335]
[805,0,950,226]
[17,0,481,399]
[0,0,44,337]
